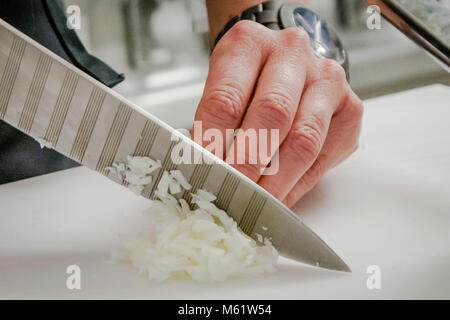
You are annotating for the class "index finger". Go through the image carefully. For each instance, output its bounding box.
[192,21,271,159]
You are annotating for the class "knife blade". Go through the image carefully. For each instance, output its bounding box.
[0,18,350,272]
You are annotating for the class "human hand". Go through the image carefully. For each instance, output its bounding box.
[193,20,363,208]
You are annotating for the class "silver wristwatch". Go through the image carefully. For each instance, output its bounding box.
[213,0,349,81]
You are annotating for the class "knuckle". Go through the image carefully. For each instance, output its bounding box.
[339,92,364,126]
[226,20,263,43]
[303,156,325,183]
[216,20,269,58]
[254,92,295,128]
[288,117,325,161]
[232,20,256,33]
[319,58,346,82]
[202,84,246,125]
[281,27,310,48]
[347,94,364,122]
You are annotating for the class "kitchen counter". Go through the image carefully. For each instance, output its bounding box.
[0,84,449,299]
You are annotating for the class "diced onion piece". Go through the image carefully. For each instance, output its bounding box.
[157,171,172,196]
[126,156,161,174]
[170,170,192,190]
[169,180,182,194]
[109,156,162,195]
[191,189,216,203]
[35,137,53,149]
[255,233,264,243]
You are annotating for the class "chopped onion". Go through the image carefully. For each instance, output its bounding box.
[156,171,172,196]
[126,156,161,175]
[35,137,53,149]
[192,188,216,203]
[255,233,264,243]
[169,180,182,194]
[112,163,278,282]
[170,170,192,190]
[108,156,162,196]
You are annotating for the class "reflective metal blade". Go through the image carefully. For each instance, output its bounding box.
[0,19,349,272]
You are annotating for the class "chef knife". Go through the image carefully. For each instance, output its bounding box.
[0,19,350,272]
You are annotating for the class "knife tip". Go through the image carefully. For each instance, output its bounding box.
[316,255,352,273]
[337,261,352,273]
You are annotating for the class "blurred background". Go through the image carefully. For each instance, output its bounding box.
[63,0,449,129]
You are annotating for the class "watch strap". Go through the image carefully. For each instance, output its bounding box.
[213,1,283,48]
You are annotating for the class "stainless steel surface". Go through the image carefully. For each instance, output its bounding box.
[367,0,450,70]
[280,3,349,80]
[0,19,349,272]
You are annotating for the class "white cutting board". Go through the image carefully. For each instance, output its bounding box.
[0,84,449,299]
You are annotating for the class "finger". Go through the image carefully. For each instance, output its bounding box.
[282,154,328,208]
[322,90,364,168]
[192,21,271,159]
[258,59,348,200]
[226,28,311,181]
[282,91,364,208]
